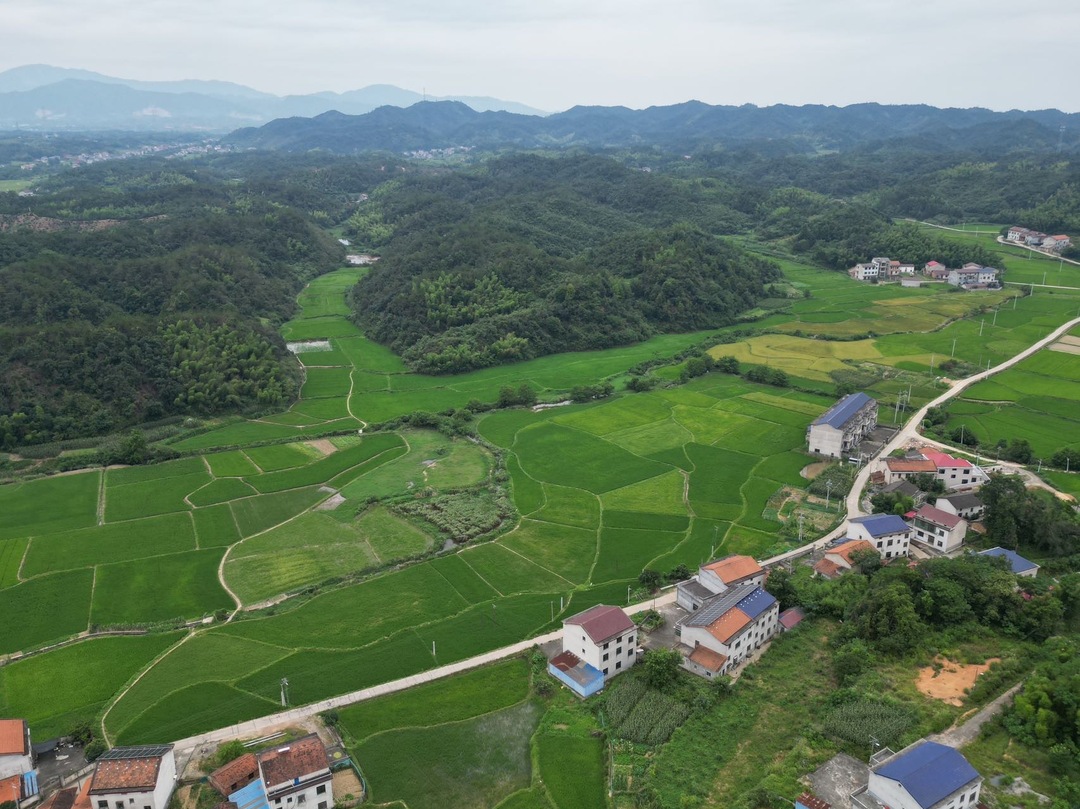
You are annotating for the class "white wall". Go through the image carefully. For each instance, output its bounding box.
[562,625,636,679]
[0,753,33,781]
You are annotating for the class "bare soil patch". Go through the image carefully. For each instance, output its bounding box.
[306,439,337,456]
[916,656,1000,705]
[315,492,346,511]
[800,461,831,480]
[1049,341,1080,355]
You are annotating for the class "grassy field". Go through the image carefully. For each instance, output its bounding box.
[0,570,93,654]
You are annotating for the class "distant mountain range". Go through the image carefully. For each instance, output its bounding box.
[0,64,547,131]
[225,99,1080,154]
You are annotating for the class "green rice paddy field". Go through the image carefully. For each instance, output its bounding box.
[3,251,1078,762]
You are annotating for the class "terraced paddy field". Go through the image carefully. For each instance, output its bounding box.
[941,327,1080,459]
[6,252,1080,757]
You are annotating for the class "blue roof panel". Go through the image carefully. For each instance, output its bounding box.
[812,392,874,429]
[850,514,910,537]
[876,742,979,809]
[736,587,776,620]
[979,547,1038,574]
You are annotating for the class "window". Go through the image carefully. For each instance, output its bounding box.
[603,668,609,675]
[319,803,328,809]
[297,797,306,805]
[616,661,622,670]
[316,787,326,796]
[603,642,609,649]
[116,802,124,809]
[129,800,135,805]
[603,652,609,661]
[98,802,108,808]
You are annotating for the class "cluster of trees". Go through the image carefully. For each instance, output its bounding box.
[767,552,1064,660]
[350,155,781,374]
[0,156,343,447]
[981,473,1080,556]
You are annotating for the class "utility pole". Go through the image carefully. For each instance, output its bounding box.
[798,512,805,544]
[960,424,965,446]
[993,308,998,326]
[432,640,436,658]
[930,353,935,375]
[979,319,985,337]
[280,677,289,707]
[1037,458,1043,473]
[951,337,957,357]
[825,480,833,511]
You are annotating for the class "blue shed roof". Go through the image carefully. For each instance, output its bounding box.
[736,587,776,621]
[850,513,910,537]
[230,778,269,809]
[875,742,979,809]
[979,547,1038,574]
[812,392,874,429]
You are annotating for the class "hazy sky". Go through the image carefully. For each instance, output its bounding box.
[3,0,1079,111]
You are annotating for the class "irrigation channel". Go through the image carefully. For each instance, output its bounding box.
[168,314,1080,762]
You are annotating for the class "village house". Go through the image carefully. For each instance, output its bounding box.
[923,261,949,280]
[1043,234,1071,252]
[562,605,637,679]
[910,504,968,553]
[806,392,878,459]
[879,479,926,506]
[979,547,1040,578]
[880,456,937,485]
[778,607,805,632]
[934,493,984,521]
[947,265,999,288]
[815,539,876,578]
[678,585,779,679]
[676,554,764,610]
[865,741,981,809]
[847,514,911,558]
[257,735,333,809]
[848,262,880,282]
[88,745,176,809]
[0,720,39,806]
[921,450,989,490]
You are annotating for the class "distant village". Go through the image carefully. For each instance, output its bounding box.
[847,257,1002,290]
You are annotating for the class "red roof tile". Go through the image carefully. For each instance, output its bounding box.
[827,539,874,565]
[885,458,937,473]
[91,756,164,793]
[688,646,728,673]
[922,450,972,469]
[813,559,843,579]
[257,735,329,788]
[40,786,80,809]
[550,651,583,672]
[564,605,634,644]
[914,504,964,529]
[797,794,832,809]
[0,720,28,756]
[707,608,752,643]
[779,608,805,629]
[703,555,763,585]
[0,775,23,804]
[209,753,258,796]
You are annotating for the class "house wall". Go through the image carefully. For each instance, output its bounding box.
[912,518,967,553]
[807,424,844,458]
[0,754,33,781]
[847,524,910,558]
[91,754,176,809]
[935,500,981,520]
[868,772,980,809]
[682,656,730,679]
[936,465,987,490]
[267,773,332,809]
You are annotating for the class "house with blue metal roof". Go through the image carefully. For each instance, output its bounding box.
[848,513,912,559]
[978,547,1039,578]
[807,392,878,459]
[868,741,981,809]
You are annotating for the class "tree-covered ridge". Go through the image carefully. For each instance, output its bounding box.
[351,155,780,374]
[0,157,343,448]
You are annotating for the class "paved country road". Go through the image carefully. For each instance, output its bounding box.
[167,316,1080,757]
[169,591,678,761]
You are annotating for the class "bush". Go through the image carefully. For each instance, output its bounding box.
[84,740,107,762]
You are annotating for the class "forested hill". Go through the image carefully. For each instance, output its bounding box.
[351,155,781,373]
[227,99,1080,154]
[0,156,348,449]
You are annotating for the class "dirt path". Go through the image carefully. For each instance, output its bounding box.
[930,683,1024,748]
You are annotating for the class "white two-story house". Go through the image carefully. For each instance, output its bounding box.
[679,585,779,679]
[847,514,911,559]
[867,741,981,809]
[257,735,333,809]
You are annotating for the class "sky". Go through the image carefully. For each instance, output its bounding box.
[3,0,1080,112]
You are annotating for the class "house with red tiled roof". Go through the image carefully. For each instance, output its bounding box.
[813,558,844,579]
[678,585,779,679]
[911,505,968,553]
[209,754,259,798]
[563,605,637,680]
[824,539,876,570]
[256,735,332,809]
[920,450,989,490]
[796,794,831,809]
[89,745,176,809]
[677,554,765,611]
[1043,234,1071,252]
